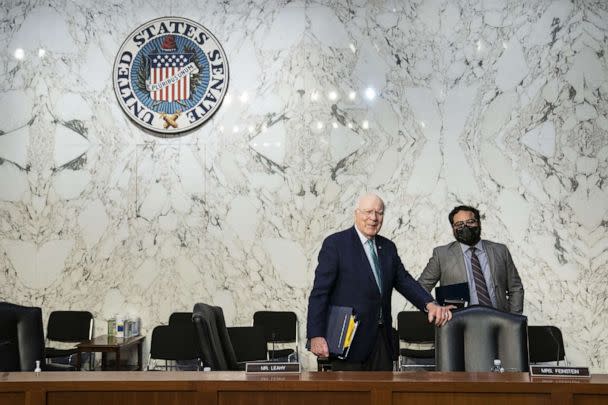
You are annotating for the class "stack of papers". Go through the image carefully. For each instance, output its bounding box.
[435,282,470,307]
[326,305,359,359]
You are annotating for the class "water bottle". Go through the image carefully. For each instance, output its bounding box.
[491,359,504,373]
[115,315,125,338]
[130,315,140,337]
[107,317,116,337]
[124,319,132,338]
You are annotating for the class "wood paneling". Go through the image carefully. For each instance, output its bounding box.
[0,392,24,405]
[573,394,608,405]
[393,392,551,405]
[0,371,606,405]
[219,391,369,405]
[48,391,198,405]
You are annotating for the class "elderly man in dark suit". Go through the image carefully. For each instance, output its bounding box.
[418,205,524,314]
[307,193,452,371]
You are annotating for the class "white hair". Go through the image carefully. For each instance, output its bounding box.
[355,192,385,210]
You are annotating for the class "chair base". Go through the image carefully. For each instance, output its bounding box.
[317,358,332,372]
[399,355,435,371]
[45,363,77,371]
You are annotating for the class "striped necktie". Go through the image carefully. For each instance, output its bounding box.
[470,247,492,306]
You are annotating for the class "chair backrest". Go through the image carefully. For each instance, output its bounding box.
[168,312,193,326]
[436,305,529,372]
[397,311,434,343]
[0,302,45,371]
[253,311,297,343]
[166,311,201,359]
[528,325,565,364]
[149,324,200,362]
[192,303,225,370]
[227,326,268,362]
[192,303,239,370]
[397,311,435,369]
[47,310,93,342]
[211,306,239,369]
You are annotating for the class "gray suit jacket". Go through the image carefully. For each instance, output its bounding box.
[418,240,524,314]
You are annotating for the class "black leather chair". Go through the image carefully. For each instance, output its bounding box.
[0,302,46,371]
[147,324,201,370]
[192,303,239,370]
[211,305,242,369]
[435,305,529,372]
[253,311,298,361]
[45,310,93,368]
[528,325,565,365]
[227,326,268,362]
[166,311,202,369]
[397,311,435,370]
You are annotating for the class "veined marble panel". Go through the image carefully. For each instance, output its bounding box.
[0,0,607,372]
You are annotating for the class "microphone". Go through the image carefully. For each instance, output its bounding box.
[547,327,561,366]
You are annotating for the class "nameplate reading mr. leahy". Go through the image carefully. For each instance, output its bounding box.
[113,17,229,134]
[530,366,590,378]
[245,362,301,374]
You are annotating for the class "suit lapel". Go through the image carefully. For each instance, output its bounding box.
[448,241,467,280]
[375,237,386,292]
[350,227,381,296]
[482,240,497,285]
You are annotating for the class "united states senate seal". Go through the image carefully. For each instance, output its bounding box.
[113,17,229,134]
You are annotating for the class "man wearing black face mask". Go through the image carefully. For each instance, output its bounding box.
[418,205,524,314]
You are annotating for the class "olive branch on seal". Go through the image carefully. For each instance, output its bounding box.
[137,55,150,93]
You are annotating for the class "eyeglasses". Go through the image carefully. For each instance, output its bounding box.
[452,219,478,230]
[357,209,384,218]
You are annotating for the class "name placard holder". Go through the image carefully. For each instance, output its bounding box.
[530,366,590,378]
[245,362,301,374]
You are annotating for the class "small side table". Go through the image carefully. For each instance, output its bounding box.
[76,335,146,371]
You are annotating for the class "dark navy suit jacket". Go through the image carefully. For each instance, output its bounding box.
[307,226,434,363]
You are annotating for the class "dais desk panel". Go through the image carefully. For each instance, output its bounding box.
[1,371,607,405]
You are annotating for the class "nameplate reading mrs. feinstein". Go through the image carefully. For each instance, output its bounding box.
[530,366,590,378]
[245,362,301,373]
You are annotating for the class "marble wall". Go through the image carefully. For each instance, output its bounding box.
[1,0,607,371]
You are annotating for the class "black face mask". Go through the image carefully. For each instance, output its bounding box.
[454,226,481,246]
